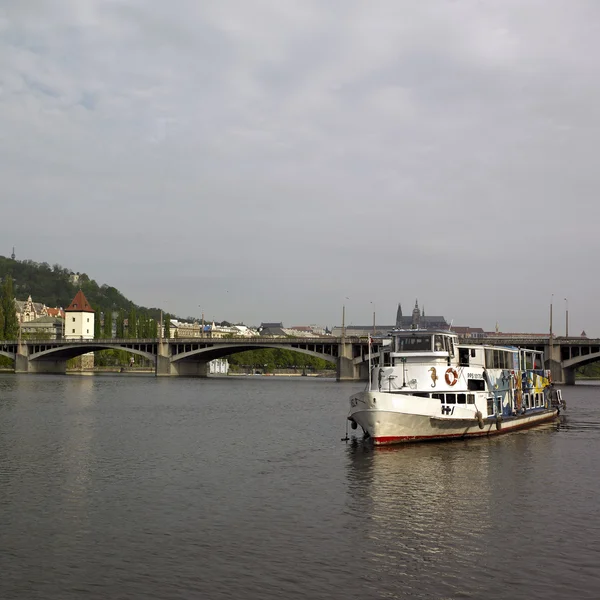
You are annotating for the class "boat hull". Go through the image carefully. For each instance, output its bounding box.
[349,391,558,445]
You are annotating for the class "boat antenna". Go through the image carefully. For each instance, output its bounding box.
[448,319,454,331]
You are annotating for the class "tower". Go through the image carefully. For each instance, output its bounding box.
[395,303,403,328]
[411,299,421,330]
[10,247,15,260]
[64,290,95,340]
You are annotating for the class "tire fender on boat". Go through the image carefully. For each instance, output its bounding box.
[495,415,503,430]
[476,411,484,429]
[445,368,459,386]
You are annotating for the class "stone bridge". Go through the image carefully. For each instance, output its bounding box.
[0,337,372,381]
[1,335,597,383]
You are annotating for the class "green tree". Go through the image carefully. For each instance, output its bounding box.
[164,314,171,338]
[94,308,102,338]
[103,310,113,338]
[149,318,158,338]
[0,304,4,339]
[1,275,19,339]
[128,307,137,338]
[116,310,125,338]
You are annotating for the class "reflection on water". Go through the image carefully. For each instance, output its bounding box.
[346,439,497,598]
[344,396,600,600]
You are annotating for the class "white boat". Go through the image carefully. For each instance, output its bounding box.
[348,329,565,445]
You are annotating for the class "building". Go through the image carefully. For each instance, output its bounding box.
[258,322,287,337]
[20,316,64,340]
[450,326,485,338]
[209,358,229,374]
[396,300,448,330]
[64,290,95,340]
[15,295,49,323]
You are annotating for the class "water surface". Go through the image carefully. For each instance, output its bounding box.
[0,375,598,599]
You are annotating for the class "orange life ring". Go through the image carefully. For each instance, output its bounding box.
[445,368,458,386]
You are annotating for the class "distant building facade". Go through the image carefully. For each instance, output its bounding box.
[15,295,49,323]
[396,300,449,330]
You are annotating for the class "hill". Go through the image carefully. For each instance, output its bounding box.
[0,255,161,319]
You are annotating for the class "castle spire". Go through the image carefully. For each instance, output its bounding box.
[396,303,403,328]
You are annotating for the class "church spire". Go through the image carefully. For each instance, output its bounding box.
[411,299,421,329]
[396,303,403,328]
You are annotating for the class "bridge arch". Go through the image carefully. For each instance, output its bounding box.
[0,350,15,361]
[562,351,600,371]
[170,343,337,365]
[30,344,156,363]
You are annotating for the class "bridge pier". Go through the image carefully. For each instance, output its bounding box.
[14,353,67,374]
[564,368,576,386]
[336,340,365,382]
[155,355,172,377]
[14,353,29,374]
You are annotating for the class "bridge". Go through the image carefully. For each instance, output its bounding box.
[0,335,597,383]
[0,336,372,381]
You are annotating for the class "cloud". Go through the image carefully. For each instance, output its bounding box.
[1,1,599,334]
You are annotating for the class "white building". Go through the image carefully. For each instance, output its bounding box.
[64,290,95,340]
[209,358,229,374]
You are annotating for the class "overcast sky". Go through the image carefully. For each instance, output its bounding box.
[1,1,598,333]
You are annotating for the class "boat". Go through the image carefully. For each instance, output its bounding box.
[347,329,565,445]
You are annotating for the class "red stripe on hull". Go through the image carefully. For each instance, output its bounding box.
[373,412,557,445]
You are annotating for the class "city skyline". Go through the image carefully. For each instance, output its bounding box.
[2,2,598,336]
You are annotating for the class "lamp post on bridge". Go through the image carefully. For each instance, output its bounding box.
[199,305,204,338]
[342,297,349,339]
[565,298,569,338]
[370,301,376,335]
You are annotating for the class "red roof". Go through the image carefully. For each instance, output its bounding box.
[65,290,94,313]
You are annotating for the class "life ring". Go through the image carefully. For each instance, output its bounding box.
[445,368,459,386]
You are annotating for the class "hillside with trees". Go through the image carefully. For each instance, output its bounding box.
[0,255,162,320]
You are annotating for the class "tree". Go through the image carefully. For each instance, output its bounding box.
[149,318,158,338]
[116,310,125,338]
[1,275,19,339]
[128,307,137,338]
[103,310,113,338]
[0,304,4,339]
[94,308,102,339]
[164,314,171,339]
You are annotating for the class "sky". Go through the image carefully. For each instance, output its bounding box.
[1,0,598,334]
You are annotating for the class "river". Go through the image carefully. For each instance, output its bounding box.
[0,374,599,599]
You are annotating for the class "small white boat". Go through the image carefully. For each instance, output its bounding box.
[348,329,565,445]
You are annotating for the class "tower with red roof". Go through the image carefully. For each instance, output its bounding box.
[64,290,95,340]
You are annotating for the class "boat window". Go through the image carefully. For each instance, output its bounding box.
[487,397,494,416]
[395,336,432,352]
[471,349,476,358]
[432,393,444,402]
[459,348,469,367]
[457,393,466,404]
[434,335,445,352]
[468,379,485,391]
[383,351,392,367]
[496,397,502,415]
[533,354,543,370]
[467,394,475,404]
[525,353,534,370]
[485,349,515,369]
[524,393,530,408]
